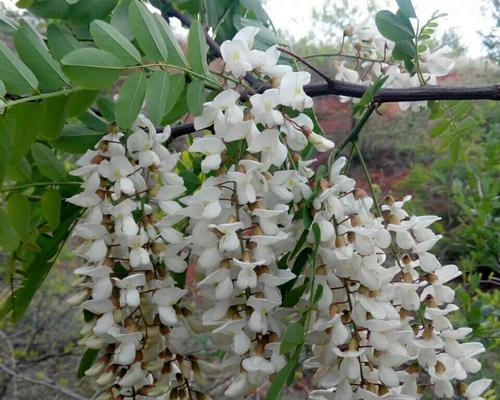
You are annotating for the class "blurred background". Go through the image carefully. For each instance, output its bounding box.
[0,0,498,399]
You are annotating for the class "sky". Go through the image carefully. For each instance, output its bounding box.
[0,0,495,58]
[264,0,493,58]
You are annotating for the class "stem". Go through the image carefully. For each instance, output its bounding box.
[0,181,81,193]
[277,47,335,85]
[129,63,223,89]
[304,52,390,64]
[353,142,404,270]
[352,141,383,218]
[335,104,376,155]
[4,88,82,110]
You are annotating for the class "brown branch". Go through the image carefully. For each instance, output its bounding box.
[156,1,499,139]
[168,81,499,138]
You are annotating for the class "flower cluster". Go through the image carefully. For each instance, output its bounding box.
[67,26,489,400]
[332,19,455,110]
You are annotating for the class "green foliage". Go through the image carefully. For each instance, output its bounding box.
[145,70,170,125]
[115,70,147,129]
[31,143,67,181]
[186,79,206,115]
[187,18,209,76]
[41,189,61,229]
[129,0,169,62]
[15,19,69,90]
[61,48,125,89]
[375,10,414,42]
[0,41,38,95]
[0,208,20,252]
[90,20,142,65]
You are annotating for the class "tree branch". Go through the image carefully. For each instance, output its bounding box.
[0,363,88,400]
[158,1,221,58]
[169,81,499,138]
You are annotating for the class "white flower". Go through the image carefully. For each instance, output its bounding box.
[422,46,455,77]
[98,156,136,196]
[242,355,275,384]
[188,136,226,172]
[247,128,288,167]
[198,268,234,300]
[465,379,492,400]
[151,286,187,325]
[220,27,259,78]
[213,319,250,355]
[335,61,359,83]
[110,328,142,365]
[250,88,284,127]
[246,295,280,333]
[308,132,335,152]
[233,258,264,289]
[113,273,146,308]
[279,71,313,111]
[127,128,160,167]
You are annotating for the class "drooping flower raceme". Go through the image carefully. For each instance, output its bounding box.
[67,25,486,400]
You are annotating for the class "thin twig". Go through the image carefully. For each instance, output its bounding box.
[0,363,88,400]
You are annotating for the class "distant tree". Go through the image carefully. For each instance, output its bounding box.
[440,28,467,57]
[480,0,499,62]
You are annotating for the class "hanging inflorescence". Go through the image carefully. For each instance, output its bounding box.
[67,26,491,400]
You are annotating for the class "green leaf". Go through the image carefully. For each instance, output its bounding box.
[129,0,168,62]
[280,322,305,354]
[282,279,309,308]
[0,42,38,95]
[35,96,69,139]
[312,222,321,256]
[31,143,67,181]
[162,94,188,125]
[0,80,5,97]
[41,189,61,229]
[187,18,209,76]
[265,351,300,400]
[50,124,103,153]
[146,70,170,125]
[115,71,147,129]
[429,120,450,138]
[280,247,312,296]
[0,209,20,252]
[396,0,416,18]
[90,20,142,65]
[67,90,99,117]
[15,19,69,90]
[47,23,82,61]
[77,348,99,378]
[6,158,32,182]
[392,39,416,61]
[0,114,14,186]
[17,0,34,7]
[153,14,188,68]
[96,96,115,121]
[375,10,414,42]
[0,197,81,321]
[4,103,38,164]
[111,0,134,40]
[69,0,118,25]
[165,74,186,115]
[0,15,19,35]
[451,101,472,119]
[61,48,124,89]
[7,193,31,241]
[28,0,69,19]
[313,284,324,304]
[186,80,205,115]
[78,110,108,131]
